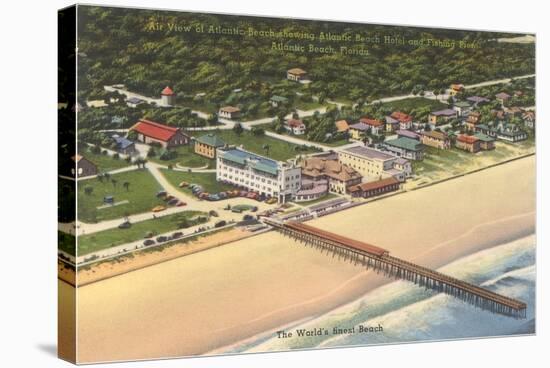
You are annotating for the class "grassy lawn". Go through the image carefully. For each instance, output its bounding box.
[58,231,75,256]
[299,193,339,206]
[78,211,207,255]
[80,148,132,172]
[77,169,165,223]
[204,130,319,161]
[149,144,215,168]
[161,169,236,194]
[380,97,448,111]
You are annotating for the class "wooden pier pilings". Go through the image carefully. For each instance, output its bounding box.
[265,219,527,319]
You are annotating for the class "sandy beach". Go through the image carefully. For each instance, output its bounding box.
[76,156,535,363]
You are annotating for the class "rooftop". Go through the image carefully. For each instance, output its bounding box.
[467,96,490,103]
[130,119,181,142]
[457,134,479,144]
[496,92,511,99]
[349,177,400,192]
[195,133,225,147]
[286,118,305,128]
[113,135,135,149]
[431,109,457,117]
[287,67,306,75]
[396,130,420,139]
[384,137,424,152]
[473,132,496,142]
[342,145,396,161]
[422,130,448,140]
[360,118,384,127]
[335,120,349,132]
[454,101,471,108]
[161,86,175,96]
[220,106,240,113]
[302,157,361,183]
[390,111,413,123]
[220,148,279,176]
[349,122,370,131]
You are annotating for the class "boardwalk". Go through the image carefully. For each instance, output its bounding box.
[264,219,527,319]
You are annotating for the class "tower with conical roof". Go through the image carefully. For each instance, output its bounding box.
[160,86,176,106]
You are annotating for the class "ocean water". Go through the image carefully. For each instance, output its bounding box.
[224,234,536,353]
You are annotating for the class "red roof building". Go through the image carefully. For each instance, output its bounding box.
[130,119,189,148]
[390,111,413,129]
[455,134,481,153]
[360,118,384,127]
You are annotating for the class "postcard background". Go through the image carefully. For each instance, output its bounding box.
[0,0,548,368]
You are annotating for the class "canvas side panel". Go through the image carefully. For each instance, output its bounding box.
[57,5,77,364]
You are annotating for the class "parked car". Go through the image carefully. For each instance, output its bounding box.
[172,232,183,239]
[118,221,131,229]
[239,190,248,197]
[164,195,175,202]
[218,192,228,199]
[167,198,179,206]
[214,220,227,228]
[152,205,166,212]
[156,236,168,243]
[176,201,187,207]
[156,190,167,198]
[103,195,114,204]
[251,206,258,212]
[199,192,209,199]
[243,214,254,221]
[143,239,155,246]
[209,210,219,217]
[178,181,189,188]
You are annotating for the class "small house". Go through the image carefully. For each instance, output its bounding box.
[495,92,511,104]
[285,119,306,135]
[389,111,413,130]
[429,109,457,126]
[453,101,472,117]
[71,154,98,178]
[455,134,481,153]
[127,97,145,108]
[473,133,496,150]
[359,118,384,135]
[194,133,226,159]
[449,83,464,96]
[335,120,350,133]
[218,106,241,119]
[287,68,307,82]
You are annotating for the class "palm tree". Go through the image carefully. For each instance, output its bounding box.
[262,144,271,157]
[123,181,130,191]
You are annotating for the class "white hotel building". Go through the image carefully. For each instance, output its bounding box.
[216,147,301,203]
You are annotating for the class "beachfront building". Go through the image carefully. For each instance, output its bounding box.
[301,156,362,194]
[420,130,451,150]
[475,123,528,142]
[429,109,457,126]
[453,101,472,117]
[71,154,98,178]
[287,68,307,82]
[194,133,225,159]
[216,146,301,203]
[218,106,241,119]
[455,134,481,153]
[522,111,535,129]
[284,118,306,135]
[348,177,400,199]
[382,137,424,161]
[474,132,496,150]
[338,145,410,182]
[160,86,176,106]
[130,119,190,148]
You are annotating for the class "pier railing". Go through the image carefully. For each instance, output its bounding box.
[264,218,527,319]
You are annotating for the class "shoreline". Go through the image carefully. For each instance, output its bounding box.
[73,152,535,286]
[76,155,535,362]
